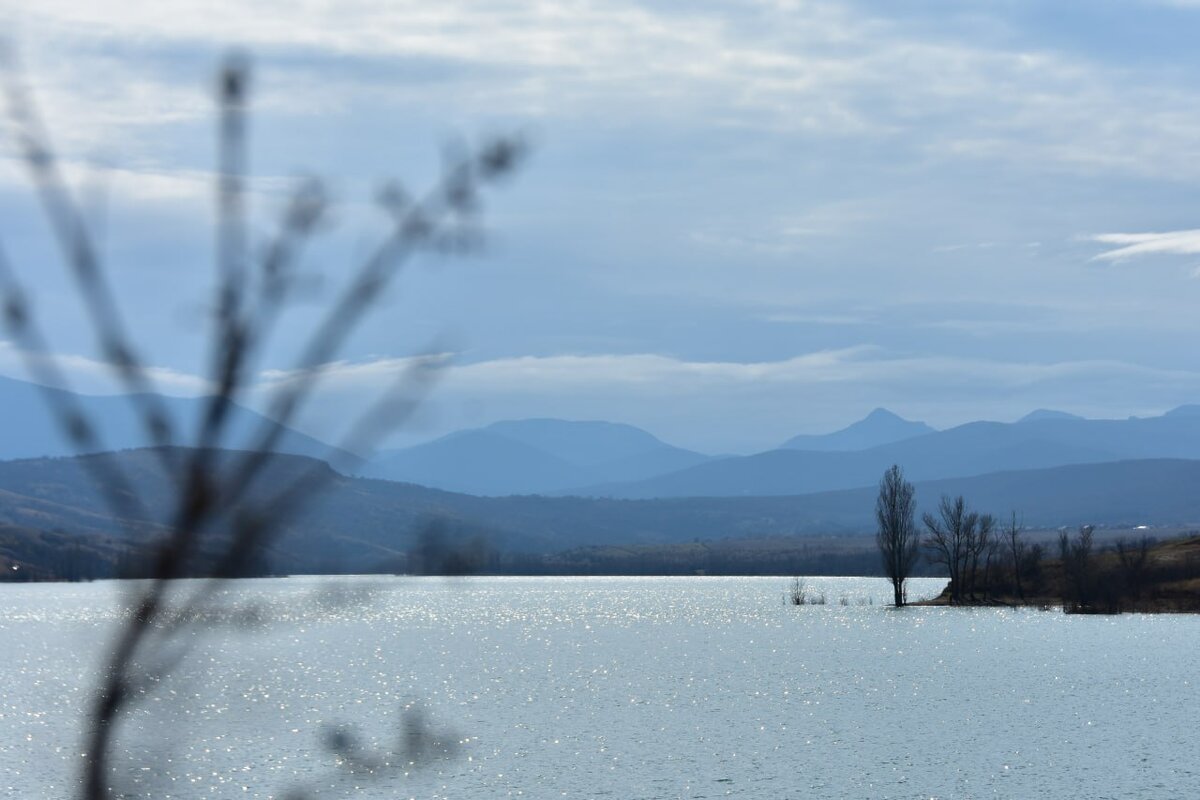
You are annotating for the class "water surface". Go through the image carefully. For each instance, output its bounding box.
[1,576,1196,798]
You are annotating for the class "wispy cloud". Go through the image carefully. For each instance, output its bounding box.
[437,349,1199,394]
[7,343,1200,452]
[764,312,870,325]
[286,349,1200,450]
[0,340,212,395]
[6,2,1200,451]
[14,0,1200,181]
[1089,229,1200,262]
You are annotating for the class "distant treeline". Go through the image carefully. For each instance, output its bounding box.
[6,515,1199,592]
[2,523,927,581]
[926,526,1200,614]
[491,540,946,577]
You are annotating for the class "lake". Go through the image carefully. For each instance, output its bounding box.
[2,576,1197,799]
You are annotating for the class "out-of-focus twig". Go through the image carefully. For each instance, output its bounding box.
[0,49,525,800]
[1,50,178,461]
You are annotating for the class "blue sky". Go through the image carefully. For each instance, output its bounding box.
[4,0,1200,453]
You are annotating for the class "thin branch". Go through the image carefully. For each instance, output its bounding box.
[0,246,150,526]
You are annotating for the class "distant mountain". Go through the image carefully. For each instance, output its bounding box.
[761,458,1200,531]
[364,418,710,495]
[5,448,1200,578]
[362,429,592,496]
[0,374,341,462]
[1018,409,1084,423]
[484,419,673,465]
[780,408,935,451]
[575,408,1200,498]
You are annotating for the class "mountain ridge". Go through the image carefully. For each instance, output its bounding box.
[780,407,936,451]
[568,409,1200,498]
[364,417,711,494]
[5,448,1200,578]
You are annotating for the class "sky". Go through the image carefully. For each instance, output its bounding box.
[4,0,1200,454]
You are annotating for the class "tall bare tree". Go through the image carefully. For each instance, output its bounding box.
[875,464,919,606]
[966,513,995,600]
[922,494,977,604]
[1004,512,1026,602]
[1059,524,1096,611]
[1116,535,1152,601]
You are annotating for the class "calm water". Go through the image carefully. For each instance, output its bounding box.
[1,576,1197,799]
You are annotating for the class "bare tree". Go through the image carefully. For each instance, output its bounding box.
[922,495,977,605]
[788,576,807,605]
[875,464,919,606]
[1116,535,1153,601]
[1004,512,1027,602]
[1059,524,1096,612]
[981,530,1001,602]
[1024,541,1046,595]
[0,52,525,799]
[965,512,995,600]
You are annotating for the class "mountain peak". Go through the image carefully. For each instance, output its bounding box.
[366,417,711,494]
[1164,404,1200,418]
[1018,409,1084,423]
[780,408,935,452]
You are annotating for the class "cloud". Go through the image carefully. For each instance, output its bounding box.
[7,3,1200,451]
[1089,230,1200,262]
[0,340,211,395]
[439,349,1196,393]
[764,312,869,325]
[7,342,1200,452]
[13,0,1200,182]
[250,348,1200,451]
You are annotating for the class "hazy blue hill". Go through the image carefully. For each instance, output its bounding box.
[484,419,673,466]
[580,409,1200,498]
[780,408,935,451]
[0,374,341,462]
[574,433,1116,499]
[588,445,712,483]
[798,459,1200,530]
[485,418,711,481]
[6,449,1200,577]
[363,429,596,495]
[913,458,1200,526]
[1017,409,1085,423]
[365,418,710,495]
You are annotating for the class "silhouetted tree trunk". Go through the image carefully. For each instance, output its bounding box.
[1060,524,1095,612]
[875,464,918,606]
[1116,535,1152,601]
[1005,512,1026,602]
[965,513,994,600]
[923,495,977,604]
[982,536,1000,602]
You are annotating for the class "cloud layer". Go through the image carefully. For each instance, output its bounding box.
[4,2,1200,451]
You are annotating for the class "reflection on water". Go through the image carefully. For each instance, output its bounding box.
[2,576,1197,799]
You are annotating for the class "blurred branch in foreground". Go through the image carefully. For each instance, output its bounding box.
[0,48,525,799]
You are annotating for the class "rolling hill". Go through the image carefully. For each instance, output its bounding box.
[574,407,1200,498]
[4,448,1200,578]
[780,408,935,451]
[364,418,711,494]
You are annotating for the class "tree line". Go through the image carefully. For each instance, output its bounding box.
[873,464,1197,611]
